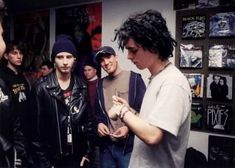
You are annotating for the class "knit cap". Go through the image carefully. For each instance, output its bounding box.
[51,34,78,61]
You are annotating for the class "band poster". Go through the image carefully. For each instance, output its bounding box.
[56,2,102,77]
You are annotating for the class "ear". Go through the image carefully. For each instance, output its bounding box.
[3,53,8,60]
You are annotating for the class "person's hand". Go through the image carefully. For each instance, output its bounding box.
[111,126,129,139]
[97,123,110,137]
[108,104,124,120]
[80,156,90,167]
[112,95,129,106]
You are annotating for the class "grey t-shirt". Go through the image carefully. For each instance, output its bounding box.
[103,70,130,134]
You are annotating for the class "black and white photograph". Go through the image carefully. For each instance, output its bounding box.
[208,135,235,168]
[209,44,235,68]
[209,12,235,37]
[182,15,206,39]
[206,104,232,132]
[191,103,204,129]
[206,74,233,101]
[180,44,203,68]
[185,73,204,98]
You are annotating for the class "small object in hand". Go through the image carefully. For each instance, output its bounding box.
[108,104,123,120]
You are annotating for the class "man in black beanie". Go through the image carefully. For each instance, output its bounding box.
[29,34,94,168]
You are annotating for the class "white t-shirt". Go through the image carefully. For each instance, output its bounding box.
[129,64,192,168]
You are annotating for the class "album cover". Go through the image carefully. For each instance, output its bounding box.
[209,44,235,68]
[206,74,233,101]
[208,135,235,168]
[206,104,232,132]
[185,73,204,98]
[180,44,203,68]
[182,15,206,39]
[191,103,204,129]
[209,12,235,37]
[196,0,220,8]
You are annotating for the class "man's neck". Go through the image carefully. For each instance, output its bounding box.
[7,63,19,74]
[56,70,71,90]
[89,75,98,81]
[109,66,122,77]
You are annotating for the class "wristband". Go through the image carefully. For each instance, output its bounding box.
[120,105,130,121]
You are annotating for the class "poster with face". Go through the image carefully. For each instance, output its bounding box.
[56,2,102,77]
[14,10,50,70]
[207,74,233,101]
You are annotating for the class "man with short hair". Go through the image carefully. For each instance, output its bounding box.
[0,1,31,167]
[29,34,93,168]
[83,61,100,168]
[95,46,146,168]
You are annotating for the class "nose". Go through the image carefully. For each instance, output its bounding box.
[103,58,109,65]
[63,58,69,65]
[127,51,133,60]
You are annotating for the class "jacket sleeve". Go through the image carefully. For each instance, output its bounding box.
[94,80,108,126]
[29,84,51,168]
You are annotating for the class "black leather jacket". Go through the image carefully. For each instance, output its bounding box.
[29,72,93,167]
[0,66,28,168]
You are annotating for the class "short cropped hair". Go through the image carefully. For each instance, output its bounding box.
[40,60,54,69]
[5,40,25,54]
[114,9,177,60]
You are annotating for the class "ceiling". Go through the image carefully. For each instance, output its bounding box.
[7,0,97,14]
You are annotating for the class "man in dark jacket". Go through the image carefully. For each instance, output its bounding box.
[0,1,30,167]
[95,46,146,168]
[1,41,31,138]
[29,34,93,168]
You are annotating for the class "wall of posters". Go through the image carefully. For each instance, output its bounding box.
[175,6,235,136]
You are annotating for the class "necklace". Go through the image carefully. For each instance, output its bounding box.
[148,61,171,84]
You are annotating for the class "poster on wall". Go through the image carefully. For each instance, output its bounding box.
[184,73,204,98]
[209,12,235,37]
[180,43,203,68]
[191,103,204,129]
[206,74,233,101]
[208,135,235,168]
[206,104,232,133]
[56,2,102,77]
[14,10,50,71]
[181,15,206,39]
[209,44,235,68]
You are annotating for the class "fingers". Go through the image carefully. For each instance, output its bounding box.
[98,123,110,137]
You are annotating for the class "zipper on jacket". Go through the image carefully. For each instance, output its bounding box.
[54,101,63,155]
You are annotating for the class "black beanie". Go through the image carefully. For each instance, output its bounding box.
[51,34,78,61]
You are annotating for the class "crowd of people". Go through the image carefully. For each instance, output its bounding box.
[0,1,192,168]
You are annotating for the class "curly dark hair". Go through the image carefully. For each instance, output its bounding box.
[114,9,177,60]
